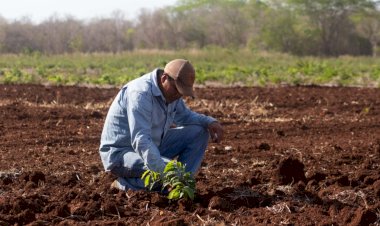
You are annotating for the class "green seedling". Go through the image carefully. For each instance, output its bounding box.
[141,160,196,201]
[141,169,162,191]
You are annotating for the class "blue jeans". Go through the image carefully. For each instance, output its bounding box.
[110,124,209,190]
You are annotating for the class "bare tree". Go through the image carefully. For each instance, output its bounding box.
[0,15,7,52]
[134,9,177,49]
[2,17,38,54]
[82,12,133,53]
[38,15,83,54]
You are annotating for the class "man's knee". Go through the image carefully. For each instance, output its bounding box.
[186,125,209,140]
[180,125,209,151]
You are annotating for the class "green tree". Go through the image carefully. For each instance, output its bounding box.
[260,3,299,53]
[286,0,376,56]
[173,0,250,48]
[352,8,380,57]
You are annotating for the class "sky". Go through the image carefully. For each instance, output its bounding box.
[0,0,178,23]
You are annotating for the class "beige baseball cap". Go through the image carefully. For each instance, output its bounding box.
[164,59,195,98]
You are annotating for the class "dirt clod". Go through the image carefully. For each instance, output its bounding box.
[276,156,306,185]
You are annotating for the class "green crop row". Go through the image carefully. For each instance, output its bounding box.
[0,49,379,87]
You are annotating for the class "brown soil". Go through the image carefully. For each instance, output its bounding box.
[0,84,379,225]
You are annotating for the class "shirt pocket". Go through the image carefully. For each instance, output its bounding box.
[170,109,177,119]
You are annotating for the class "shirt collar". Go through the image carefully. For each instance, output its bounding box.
[151,68,164,97]
[151,68,180,106]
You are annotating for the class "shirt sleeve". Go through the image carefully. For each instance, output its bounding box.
[127,91,166,173]
[174,99,217,127]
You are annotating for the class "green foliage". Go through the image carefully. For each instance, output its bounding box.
[141,160,196,201]
[47,74,66,84]
[1,68,34,84]
[0,50,379,87]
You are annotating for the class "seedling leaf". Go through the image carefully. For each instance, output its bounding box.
[144,174,151,187]
[141,160,196,200]
[183,186,195,200]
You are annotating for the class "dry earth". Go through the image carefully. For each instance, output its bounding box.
[0,84,379,225]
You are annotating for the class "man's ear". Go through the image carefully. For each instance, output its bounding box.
[161,73,169,83]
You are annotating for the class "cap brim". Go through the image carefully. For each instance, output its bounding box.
[175,81,195,98]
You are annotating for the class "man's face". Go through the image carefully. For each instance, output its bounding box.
[162,73,182,103]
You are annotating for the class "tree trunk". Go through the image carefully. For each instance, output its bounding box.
[372,42,377,57]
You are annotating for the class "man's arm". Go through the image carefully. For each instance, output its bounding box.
[174,99,224,143]
[174,99,216,126]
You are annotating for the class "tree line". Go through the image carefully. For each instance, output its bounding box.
[0,0,379,56]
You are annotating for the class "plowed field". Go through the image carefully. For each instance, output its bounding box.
[0,84,379,225]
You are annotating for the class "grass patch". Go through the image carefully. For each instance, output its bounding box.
[0,49,379,87]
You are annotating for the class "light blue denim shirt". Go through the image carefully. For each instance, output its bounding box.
[99,69,216,173]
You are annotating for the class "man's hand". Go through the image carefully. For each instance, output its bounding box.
[208,121,224,143]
